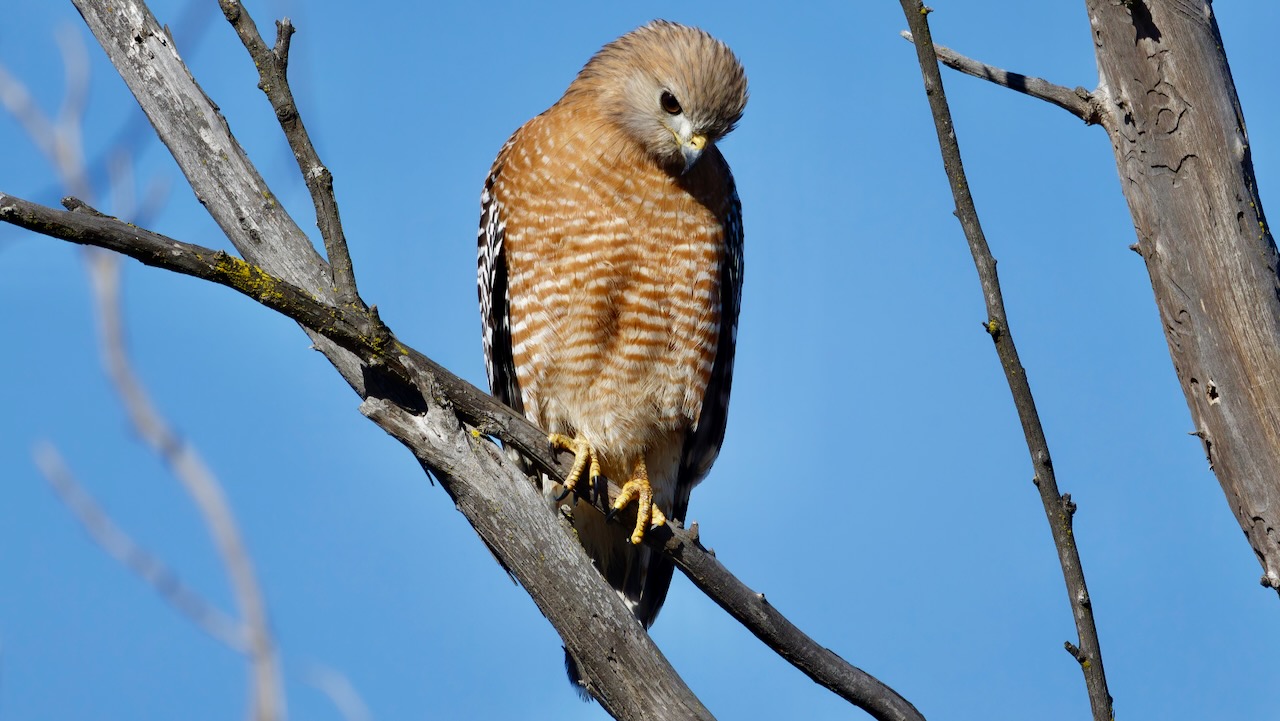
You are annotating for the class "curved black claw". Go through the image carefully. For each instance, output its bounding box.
[555,486,572,502]
[587,474,605,504]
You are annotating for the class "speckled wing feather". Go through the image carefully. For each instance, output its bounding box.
[475,20,747,693]
[478,139,522,417]
[681,157,743,488]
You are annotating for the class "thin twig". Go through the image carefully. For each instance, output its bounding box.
[899,30,1101,125]
[0,190,925,721]
[0,45,90,199]
[49,2,927,714]
[85,248,286,721]
[897,4,1114,721]
[301,663,373,721]
[53,24,92,179]
[217,0,361,307]
[33,442,247,651]
[0,63,60,165]
[1,29,286,719]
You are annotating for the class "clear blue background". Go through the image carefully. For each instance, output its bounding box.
[2,2,1277,720]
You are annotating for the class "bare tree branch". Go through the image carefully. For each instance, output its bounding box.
[85,248,285,721]
[359,399,718,720]
[33,442,246,651]
[217,0,360,307]
[2,26,284,719]
[301,663,373,721]
[66,2,708,716]
[0,189,926,721]
[897,3,1114,721]
[7,1,929,717]
[1084,0,1280,594]
[899,30,1101,125]
[0,32,91,199]
[0,64,62,178]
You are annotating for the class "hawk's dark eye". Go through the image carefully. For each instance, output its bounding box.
[659,91,682,115]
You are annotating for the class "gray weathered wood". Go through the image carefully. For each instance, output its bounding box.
[70,1,711,716]
[0,188,928,721]
[363,399,711,720]
[1088,0,1280,591]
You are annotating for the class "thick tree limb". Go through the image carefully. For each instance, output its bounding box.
[0,189,925,721]
[1085,0,1280,594]
[70,0,331,295]
[68,1,703,716]
[898,4,1114,721]
[362,399,714,720]
[24,2,927,718]
[899,31,1101,125]
[904,0,1280,594]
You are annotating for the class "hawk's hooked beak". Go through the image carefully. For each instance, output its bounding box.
[681,134,707,172]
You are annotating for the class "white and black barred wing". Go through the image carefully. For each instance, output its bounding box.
[477,146,522,414]
[678,159,743,495]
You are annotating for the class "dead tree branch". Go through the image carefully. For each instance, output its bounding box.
[5,2,930,717]
[897,3,1114,721]
[85,248,285,721]
[301,664,373,721]
[217,0,360,307]
[3,27,283,719]
[898,31,1101,124]
[1084,0,1280,593]
[0,188,925,721]
[34,0,701,705]
[52,1,805,718]
[903,0,1280,598]
[33,442,246,651]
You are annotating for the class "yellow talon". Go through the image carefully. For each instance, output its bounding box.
[549,433,599,499]
[550,436,666,544]
[611,456,667,545]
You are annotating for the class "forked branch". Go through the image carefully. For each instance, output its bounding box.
[0,189,924,721]
[218,0,361,306]
[33,443,246,651]
[897,3,1113,721]
[3,33,282,719]
[5,3,929,717]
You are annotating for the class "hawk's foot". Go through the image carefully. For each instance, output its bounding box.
[606,456,667,545]
[548,433,600,502]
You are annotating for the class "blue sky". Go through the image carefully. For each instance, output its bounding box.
[2,2,1277,720]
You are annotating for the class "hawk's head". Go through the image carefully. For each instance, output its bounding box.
[568,20,748,174]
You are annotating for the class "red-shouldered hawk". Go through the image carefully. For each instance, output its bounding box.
[477,20,746,687]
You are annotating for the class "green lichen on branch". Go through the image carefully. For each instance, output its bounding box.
[212,251,288,305]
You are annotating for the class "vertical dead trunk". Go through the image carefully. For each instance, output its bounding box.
[1089,0,1280,590]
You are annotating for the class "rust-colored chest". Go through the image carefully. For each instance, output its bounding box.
[491,107,730,454]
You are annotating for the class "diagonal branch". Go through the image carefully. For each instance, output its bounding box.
[897,3,1114,721]
[217,0,361,307]
[2,29,282,719]
[84,247,285,721]
[12,0,703,679]
[0,189,925,721]
[301,663,373,721]
[36,1,928,717]
[899,30,1101,125]
[33,442,247,652]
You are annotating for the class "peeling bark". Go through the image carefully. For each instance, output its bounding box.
[1089,0,1280,590]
